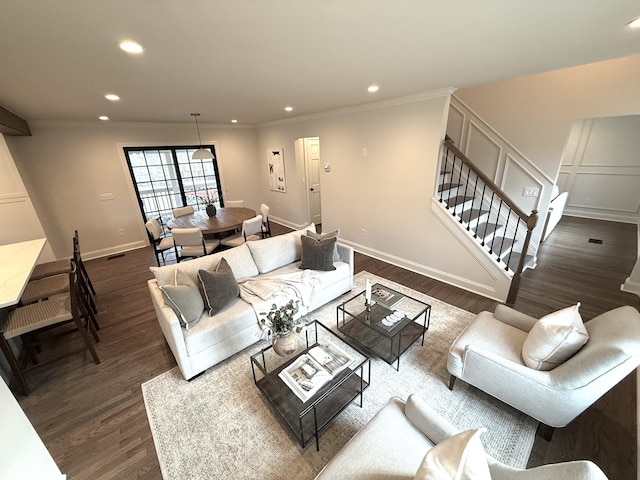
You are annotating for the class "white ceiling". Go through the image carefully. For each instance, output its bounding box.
[1,0,639,125]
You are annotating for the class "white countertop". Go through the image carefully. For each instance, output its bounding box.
[0,238,46,308]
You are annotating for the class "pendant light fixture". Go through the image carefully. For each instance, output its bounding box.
[190,113,214,159]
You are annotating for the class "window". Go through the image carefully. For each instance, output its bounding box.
[124,145,222,231]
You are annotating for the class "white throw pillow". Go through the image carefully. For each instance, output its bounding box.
[247,223,314,273]
[521,303,589,370]
[414,428,491,480]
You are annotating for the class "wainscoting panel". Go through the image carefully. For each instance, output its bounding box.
[568,173,640,213]
[502,153,543,214]
[447,103,465,146]
[465,120,502,183]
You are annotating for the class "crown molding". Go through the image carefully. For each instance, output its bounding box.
[260,87,457,127]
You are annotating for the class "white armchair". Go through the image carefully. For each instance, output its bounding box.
[448,304,640,435]
[315,394,609,479]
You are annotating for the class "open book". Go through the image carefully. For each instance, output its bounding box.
[278,343,355,402]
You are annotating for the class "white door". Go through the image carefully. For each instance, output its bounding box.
[305,137,322,225]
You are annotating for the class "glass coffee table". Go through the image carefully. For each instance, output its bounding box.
[250,320,370,451]
[336,283,431,370]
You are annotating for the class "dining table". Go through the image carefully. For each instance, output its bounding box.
[0,238,47,395]
[166,207,257,235]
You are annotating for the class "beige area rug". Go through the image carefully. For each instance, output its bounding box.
[142,272,537,479]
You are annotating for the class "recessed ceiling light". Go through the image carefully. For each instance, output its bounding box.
[99,115,109,121]
[231,119,238,124]
[368,85,379,93]
[117,41,144,54]
[284,106,294,112]
[105,94,120,101]
[629,17,640,28]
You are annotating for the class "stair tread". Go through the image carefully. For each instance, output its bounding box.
[488,236,515,255]
[460,208,489,223]
[474,222,503,237]
[438,182,461,193]
[507,252,535,272]
[444,195,474,208]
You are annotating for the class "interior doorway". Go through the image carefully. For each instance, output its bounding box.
[301,137,322,225]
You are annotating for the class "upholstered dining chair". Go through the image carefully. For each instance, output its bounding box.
[259,203,271,238]
[172,227,220,261]
[73,230,97,315]
[29,258,70,281]
[0,259,100,395]
[22,231,97,316]
[448,304,640,439]
[220,215,263,248]
[145,218,174,266]
[225,200,245,208]
[173,205,195,218]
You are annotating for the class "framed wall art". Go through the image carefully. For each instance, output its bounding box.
[267,148,286,192]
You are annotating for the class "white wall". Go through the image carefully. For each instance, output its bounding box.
[5,122,259,259]
[455,54,640,187]
[257,91,511,300]
[0,134,54,260]
[559,115,640,223]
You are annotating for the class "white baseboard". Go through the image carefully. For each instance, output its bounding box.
[337,238,505,302]
[82,240,147,261]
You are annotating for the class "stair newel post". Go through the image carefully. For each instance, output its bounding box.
[506,210,538,305]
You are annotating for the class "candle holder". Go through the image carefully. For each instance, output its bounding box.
[364,298,372,312]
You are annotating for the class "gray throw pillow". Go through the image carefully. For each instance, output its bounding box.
[159,272,204,330]
[299,234,337,271]
[197,257,240,316]
[306,229,341,262]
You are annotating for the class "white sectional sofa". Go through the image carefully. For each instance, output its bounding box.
[147,224,354,380]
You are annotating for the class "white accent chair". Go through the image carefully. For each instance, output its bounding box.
[172,205,195,218]
[259,203,271,238]
[447,304,640,438]
[225,200,245,208]
[145,218,174,266]
[220,215,262,248]
[172,227,219,261]
[315,394,609,479]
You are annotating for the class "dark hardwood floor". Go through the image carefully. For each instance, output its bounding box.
[11,216,639,479]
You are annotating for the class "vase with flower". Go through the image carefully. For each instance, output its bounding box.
[198,190,219,217]
[259,300,305,356]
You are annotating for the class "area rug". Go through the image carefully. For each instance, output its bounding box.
[142,271,537,479]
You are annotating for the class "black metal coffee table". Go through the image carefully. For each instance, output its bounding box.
[336,283,430,370]
[250,320,370,450]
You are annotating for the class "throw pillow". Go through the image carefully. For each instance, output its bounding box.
[159,270,204,330]
[306,229,341,262]
[299,234,337,271]
[521,303,589,370]
[414,428,491,480]
[197,257,240,316]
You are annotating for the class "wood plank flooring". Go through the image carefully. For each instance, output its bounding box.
[10,216,639,479]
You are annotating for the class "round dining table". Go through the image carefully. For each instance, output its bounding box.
[166,207,257,235]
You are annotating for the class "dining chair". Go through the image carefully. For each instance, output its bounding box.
[220,215,263,248]
[30,258,71,281]
[172,227,220,261]
[259,203,271,238]
[225,200,245,208]
[173,205,195,217]
[145,218,174,266]
[73,230,97,313]
[0,259,100,395]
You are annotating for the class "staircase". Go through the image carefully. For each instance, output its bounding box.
[438,138,538,304]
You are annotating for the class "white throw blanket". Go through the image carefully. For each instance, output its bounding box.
[238,270,320,325]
